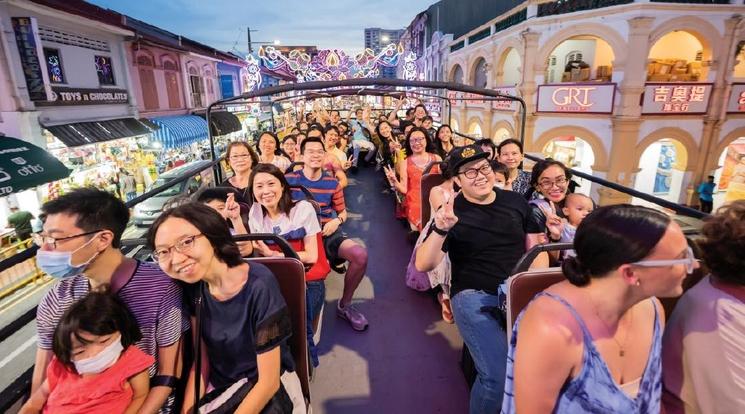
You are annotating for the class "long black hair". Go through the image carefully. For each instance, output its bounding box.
[405,126,433,156]
[562,204,671,286]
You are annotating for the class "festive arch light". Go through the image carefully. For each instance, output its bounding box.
[245,54,262,92]
[255,43,410,83]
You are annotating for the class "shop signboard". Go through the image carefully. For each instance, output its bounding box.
[642,83,712,115]
[35,87,129,106]
[536,83,616,114]
[726,83,745,113]
[11,17,52,102]
[446,87,519,111]
[492,86,518,111]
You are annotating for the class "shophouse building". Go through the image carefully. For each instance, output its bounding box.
[412,0,745,209]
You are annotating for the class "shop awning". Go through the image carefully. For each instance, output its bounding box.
[44,118,155,147]
[195,111,242,136]
[149,115,209,149]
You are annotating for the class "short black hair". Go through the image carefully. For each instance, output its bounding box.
[405,126,431,156]
[497,138,523,155]
[405,108,414,116]
[330,110,340,116]
[300,136,325,154]
[490,160,510,180]
[530,158,573,188]
[256,131,282,156]
[324,125,340,136]
[40,188,129,248]
[147,203,243,268]
[53,290,141,371]
[562,205,671,286]
[195,187,241,204]
[422,115,433,123]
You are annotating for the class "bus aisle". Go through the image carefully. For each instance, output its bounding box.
[311,165,468,413]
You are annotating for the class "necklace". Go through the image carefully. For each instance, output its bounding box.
[586,291,633,357]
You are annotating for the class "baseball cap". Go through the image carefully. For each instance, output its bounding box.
[446,144,490,176]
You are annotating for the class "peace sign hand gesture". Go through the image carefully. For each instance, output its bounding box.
[434,192,458,232]
[540,202,563,241]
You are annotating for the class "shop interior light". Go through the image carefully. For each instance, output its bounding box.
[151,141,162,149]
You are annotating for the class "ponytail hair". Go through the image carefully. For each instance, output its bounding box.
[564,204,671,286]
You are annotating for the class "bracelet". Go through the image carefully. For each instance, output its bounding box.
[432,224,448,236]
[337,216,345,224]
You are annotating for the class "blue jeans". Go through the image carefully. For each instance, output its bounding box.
[306,280,325,367]
[451,287,508,414]
[352,139,376,166]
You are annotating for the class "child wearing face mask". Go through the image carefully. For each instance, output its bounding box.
[20,292,153,414]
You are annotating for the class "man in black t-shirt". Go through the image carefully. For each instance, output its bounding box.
[416,145,543,413]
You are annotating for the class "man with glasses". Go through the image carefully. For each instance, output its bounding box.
[286,137,370,332]
[31,188,188,413]
[416,145,544,413]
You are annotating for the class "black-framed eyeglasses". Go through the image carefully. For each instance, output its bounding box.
[151,234,204,262]
[458,163,493,179]
[32,230,103,250]
[538,176,568,190]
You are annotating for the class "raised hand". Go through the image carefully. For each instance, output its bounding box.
[434,192,458,231]
[540,202,563,241]
[224,193,240,220]
[252,240,275,257]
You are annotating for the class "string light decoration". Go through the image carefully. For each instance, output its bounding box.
[402,51,418,81]
[256,43,409,83]
[244,54,262,91]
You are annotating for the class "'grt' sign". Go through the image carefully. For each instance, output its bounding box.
[537,83,616,113]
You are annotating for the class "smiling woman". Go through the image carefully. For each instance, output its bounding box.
[146,203,297,413]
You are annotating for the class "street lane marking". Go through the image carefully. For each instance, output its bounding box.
[0,334,37,370]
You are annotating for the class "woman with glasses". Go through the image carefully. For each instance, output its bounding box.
[221,141,260,204]
[384,127,442,232]
[281,135,299,163]
[663,200,745,414]
[147,203,296,413]
[502,204,695,413]
[528,159,574,252]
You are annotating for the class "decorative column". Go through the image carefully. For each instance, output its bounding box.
[597,16,654,205]
[519,30,541,152]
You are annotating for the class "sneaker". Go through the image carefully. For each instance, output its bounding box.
[337,302,369,331]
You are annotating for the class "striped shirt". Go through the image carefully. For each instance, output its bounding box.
[285,170,346,224]
[36,261,189,378]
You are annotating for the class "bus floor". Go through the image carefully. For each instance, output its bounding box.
[310,166,469,413]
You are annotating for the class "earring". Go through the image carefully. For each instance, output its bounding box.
[635,280,641,286]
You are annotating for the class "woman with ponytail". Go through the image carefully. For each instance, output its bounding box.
[501,204,698,413]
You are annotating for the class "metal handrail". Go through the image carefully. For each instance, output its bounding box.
[511,242,574,275]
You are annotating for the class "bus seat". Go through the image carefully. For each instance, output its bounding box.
[246,257,312,406]
[420,173,445,226]
[505,268,565,342]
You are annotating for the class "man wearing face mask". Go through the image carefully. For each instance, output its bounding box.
[31,188,188,413]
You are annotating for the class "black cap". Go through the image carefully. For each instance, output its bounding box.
[446,144,490,176]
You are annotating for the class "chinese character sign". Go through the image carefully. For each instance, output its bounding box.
[642,83,712,114]
[726,84,745,113]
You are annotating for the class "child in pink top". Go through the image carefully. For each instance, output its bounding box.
[20,292,154,414]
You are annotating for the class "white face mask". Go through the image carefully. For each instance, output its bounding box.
[73,335,124,375]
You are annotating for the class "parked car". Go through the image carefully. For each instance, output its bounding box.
[132,160,214,227]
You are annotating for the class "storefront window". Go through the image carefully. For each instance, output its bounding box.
[95,55,115,85]
[43,48,65,84]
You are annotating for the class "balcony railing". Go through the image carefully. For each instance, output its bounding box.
[494,9,528,34]
[537,0,634,17]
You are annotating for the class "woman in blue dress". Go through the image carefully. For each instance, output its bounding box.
[502,204,698,413]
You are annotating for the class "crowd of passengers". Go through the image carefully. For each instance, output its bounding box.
[18,98,745,413]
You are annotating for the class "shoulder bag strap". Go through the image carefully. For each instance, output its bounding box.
[110,257,137,294]
[193,282,204,414]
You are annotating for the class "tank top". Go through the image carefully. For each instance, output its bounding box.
[405,153,438,231]
[502,292,662,414]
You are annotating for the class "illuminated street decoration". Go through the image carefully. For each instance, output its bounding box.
[244,54,262,92]
[402,51,418,81]
[257,43,408,82]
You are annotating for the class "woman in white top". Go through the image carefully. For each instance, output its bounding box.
[257,131,292,173]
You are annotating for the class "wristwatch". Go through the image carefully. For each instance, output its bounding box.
[432,224,448,236]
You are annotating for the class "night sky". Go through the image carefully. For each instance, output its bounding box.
[89,0,434,54]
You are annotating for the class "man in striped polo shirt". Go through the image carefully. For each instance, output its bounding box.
[31,188,188,413]
[286,137,370,331]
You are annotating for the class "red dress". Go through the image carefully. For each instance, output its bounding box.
[405,153,439,231]
[44,346,154,413]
